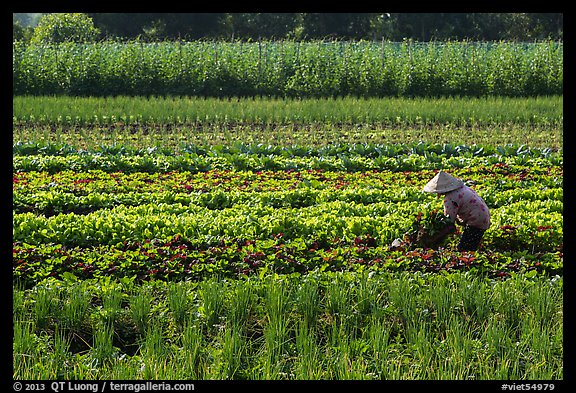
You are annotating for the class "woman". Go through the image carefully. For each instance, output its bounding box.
[423,171,490,251]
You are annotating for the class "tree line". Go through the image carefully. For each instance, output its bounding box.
[13,13,563,43]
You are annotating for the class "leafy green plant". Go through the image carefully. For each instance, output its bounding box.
[29,13,99,45]
[129,287,152,334]
[92,320,116,364]
[61,282,91,332]
[32,285,59,329]
[199,279,226,333]
[167,283,191,327]
[404,209,455,249]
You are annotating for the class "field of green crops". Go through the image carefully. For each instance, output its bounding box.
[13,40,563,382]
[13,41,562,97]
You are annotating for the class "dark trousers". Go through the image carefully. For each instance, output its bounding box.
[458,226,486,251]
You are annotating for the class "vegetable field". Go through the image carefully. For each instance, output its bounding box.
[13,40,563,381]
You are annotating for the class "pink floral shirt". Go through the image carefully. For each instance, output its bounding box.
[443,186,491,230]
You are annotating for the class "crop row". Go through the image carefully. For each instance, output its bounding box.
[12,150,563,174]
[13,165,562,214]
[13,232,563,288]
[13,40,563,97]
[13,95,563,127]
[13,124,566,156]
[13,196,562,247]
[13,179,562,215]
[12,161,562,187]
[13,271,563,380]
[13,140,561,158]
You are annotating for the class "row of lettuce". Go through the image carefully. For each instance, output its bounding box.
[13,140,560,158]
[12,197,562,249]
[13,174,561,216]
[13,149,562,175]
[14,234,562,288]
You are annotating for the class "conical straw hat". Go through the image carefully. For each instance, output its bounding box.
[423,171,464,193]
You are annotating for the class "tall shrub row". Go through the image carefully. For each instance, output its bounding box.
[12,40,563,98]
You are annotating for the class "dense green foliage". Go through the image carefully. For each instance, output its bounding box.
[14,272,563,379]
[13,41,563,97]
[29,13,100,45]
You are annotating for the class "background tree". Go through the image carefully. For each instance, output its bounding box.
[88,13,158,40]
[89,13,224,41]
[220,13,300,40]
[29,13,100,45]
[14,12,562,43]
[300,13,374,39]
